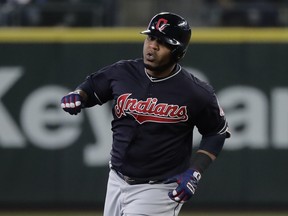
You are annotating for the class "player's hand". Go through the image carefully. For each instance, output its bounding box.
[61,92,83,115]
[164,169,201,203]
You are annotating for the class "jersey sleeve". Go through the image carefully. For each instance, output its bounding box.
[196,92,229,137]
[77,66,113,107]
[195,91,230,156]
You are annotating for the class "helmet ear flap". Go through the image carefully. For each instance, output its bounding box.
[171,46,186,62]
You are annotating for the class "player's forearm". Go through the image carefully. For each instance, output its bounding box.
[190,150,215,174]
[197,149,216,161]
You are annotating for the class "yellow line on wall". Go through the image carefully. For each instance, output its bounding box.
[0,27,144,43]
[193,28,288,43]
[0,27,288,43]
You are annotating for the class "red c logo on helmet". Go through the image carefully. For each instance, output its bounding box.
[156,18,168,31]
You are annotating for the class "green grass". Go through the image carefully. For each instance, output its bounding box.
[0,211,287,216]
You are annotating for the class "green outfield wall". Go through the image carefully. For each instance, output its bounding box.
[0,28,288,208]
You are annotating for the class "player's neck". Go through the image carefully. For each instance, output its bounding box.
[145,64,177,78]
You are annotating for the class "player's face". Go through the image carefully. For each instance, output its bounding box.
[143,35,175,75]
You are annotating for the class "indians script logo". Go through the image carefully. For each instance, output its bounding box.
[114,93,188,124]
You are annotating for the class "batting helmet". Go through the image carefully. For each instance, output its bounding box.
[141,12,191,61]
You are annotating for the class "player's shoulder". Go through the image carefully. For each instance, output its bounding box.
[94,58,143,76]
[181,67,214,95]
[112,58,143,69]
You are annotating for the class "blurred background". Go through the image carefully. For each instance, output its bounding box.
[0,0,288,27]
[0,0,288,215]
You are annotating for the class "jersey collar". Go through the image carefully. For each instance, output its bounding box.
[145,64,181,82]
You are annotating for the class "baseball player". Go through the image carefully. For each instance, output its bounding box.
[61,12,230,216]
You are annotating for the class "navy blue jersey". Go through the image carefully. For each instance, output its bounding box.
[78,58,228,180]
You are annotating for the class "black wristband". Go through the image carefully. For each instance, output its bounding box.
[190,152,213,174]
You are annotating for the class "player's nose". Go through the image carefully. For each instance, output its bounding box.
[148,40,159,50]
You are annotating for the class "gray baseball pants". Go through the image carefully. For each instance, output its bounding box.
[103,169,183,216]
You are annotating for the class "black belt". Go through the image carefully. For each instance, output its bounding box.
[111,167,163,185]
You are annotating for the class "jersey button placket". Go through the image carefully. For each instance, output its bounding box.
[147,82,153,97]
